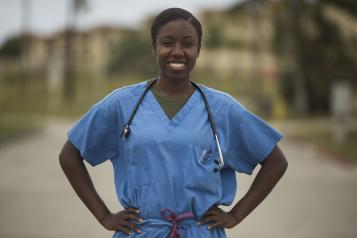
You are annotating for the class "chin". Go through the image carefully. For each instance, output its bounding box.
[161,70,190,81]
[168,73,190,81]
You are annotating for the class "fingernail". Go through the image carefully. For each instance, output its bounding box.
[208,226,211,230]
[197,221,201,225]
[139,218,143,222]
[137,229,141,233]
[136,210,140,213]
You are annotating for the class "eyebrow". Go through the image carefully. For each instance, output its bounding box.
[161,36,173,39]
[160,35,194,39]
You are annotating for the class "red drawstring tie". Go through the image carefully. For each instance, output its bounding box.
[160,208,194,238]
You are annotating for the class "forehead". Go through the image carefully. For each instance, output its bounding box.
[156,19,198,39]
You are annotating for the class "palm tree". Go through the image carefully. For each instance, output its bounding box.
[287,0,309,116]
[63,0,88,102]
[20,0,32,95]
[247,0,266,113]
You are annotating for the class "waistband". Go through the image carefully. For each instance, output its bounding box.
[160,208,194,238]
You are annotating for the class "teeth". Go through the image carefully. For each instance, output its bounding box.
[169,62,185,69]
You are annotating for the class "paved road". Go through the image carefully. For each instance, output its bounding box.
[0,120,356,238]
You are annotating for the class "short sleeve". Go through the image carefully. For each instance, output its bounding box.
[225,101,283,175]
[67,98,119,166]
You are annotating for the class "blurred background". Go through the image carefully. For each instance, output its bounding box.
[0,0,356,238]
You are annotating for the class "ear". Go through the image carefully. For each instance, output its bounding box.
[152,43,157,56]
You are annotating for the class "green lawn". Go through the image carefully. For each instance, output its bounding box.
[0,114,42,145]
[1,70,356,164]
[294,131,357,163]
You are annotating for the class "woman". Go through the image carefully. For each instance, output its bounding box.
[59,8,288,238]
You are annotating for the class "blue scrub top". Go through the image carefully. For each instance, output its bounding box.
[68,81,282,238]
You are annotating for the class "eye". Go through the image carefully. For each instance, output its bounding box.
[161,40,172,47]
[183,42,193,48]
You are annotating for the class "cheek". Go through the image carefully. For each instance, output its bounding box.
[155,49,165,60]
[189,52,199,63]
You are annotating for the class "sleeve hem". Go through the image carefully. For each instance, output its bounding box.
[67,133,99,167]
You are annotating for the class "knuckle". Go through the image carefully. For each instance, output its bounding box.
[211,222,220,229]
[121,227,130,234]
[126,222,135,229]
[128,214,137,220]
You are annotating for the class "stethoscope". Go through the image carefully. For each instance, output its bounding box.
[121,78,225,172]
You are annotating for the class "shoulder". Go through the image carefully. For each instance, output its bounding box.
[198,83,246,112]
[102,81,147,103]
[95,81,147,108]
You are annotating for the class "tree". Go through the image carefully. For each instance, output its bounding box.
[107,32,157,76]
[273,0,357,115]
[0,36,23,58]
[63,0,88,102]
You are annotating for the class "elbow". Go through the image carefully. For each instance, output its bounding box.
[59,146,69,171]
[270,146,288,175]
[279,156,288,175]
[58,148,66,169]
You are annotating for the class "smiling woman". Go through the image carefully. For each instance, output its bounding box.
[150,8,202,98]
[154,19,199,84]
[59,7,288,238]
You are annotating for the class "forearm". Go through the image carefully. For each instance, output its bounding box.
[59,140,111,224]
[230,146,288,225]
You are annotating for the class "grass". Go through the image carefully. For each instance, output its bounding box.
[293,131,357,163]
[0,114,43,145]
[1,70,356,165]
[0,72,145,142]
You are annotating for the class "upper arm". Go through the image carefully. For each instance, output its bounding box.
[59,140,83,166]
[260,145,288,170]
[59,140,82,159]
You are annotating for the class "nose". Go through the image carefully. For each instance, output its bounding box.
[171,43,184,57]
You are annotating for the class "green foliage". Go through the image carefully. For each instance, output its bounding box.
[205,23,224,49]
[273,0,357,114]
[0,115,42,144]
[295,130,357,163]
[107,32,157,76]
[0,36,23,58]
[325,0,357,17]
[226,1,249,15]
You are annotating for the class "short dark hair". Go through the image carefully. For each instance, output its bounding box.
[151,8,202,50]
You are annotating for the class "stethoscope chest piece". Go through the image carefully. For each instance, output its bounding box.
[122,125,131,138]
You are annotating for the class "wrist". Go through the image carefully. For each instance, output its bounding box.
[228,210,243,226]
[98,210,112,226]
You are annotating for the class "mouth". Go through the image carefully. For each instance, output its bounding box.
[167,61,186,70]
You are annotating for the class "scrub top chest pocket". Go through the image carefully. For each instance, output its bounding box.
[184,145,222,199]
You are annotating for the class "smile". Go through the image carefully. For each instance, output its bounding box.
[168,62,186,70]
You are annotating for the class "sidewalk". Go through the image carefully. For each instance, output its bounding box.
[0,119,356,238]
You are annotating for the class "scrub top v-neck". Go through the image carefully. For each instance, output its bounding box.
[150,86,193,120]
[68,81,283,238]
[147,89,199,133]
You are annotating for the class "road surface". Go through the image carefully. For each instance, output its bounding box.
[0,119,356,238]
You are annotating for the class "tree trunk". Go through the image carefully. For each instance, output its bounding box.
[287,0,309,116]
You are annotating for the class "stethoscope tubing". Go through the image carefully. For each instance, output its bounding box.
[121,78,224,171]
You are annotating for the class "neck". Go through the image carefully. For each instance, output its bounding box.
[155,76,194,98]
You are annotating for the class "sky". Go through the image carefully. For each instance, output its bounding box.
[0,0,241,46]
